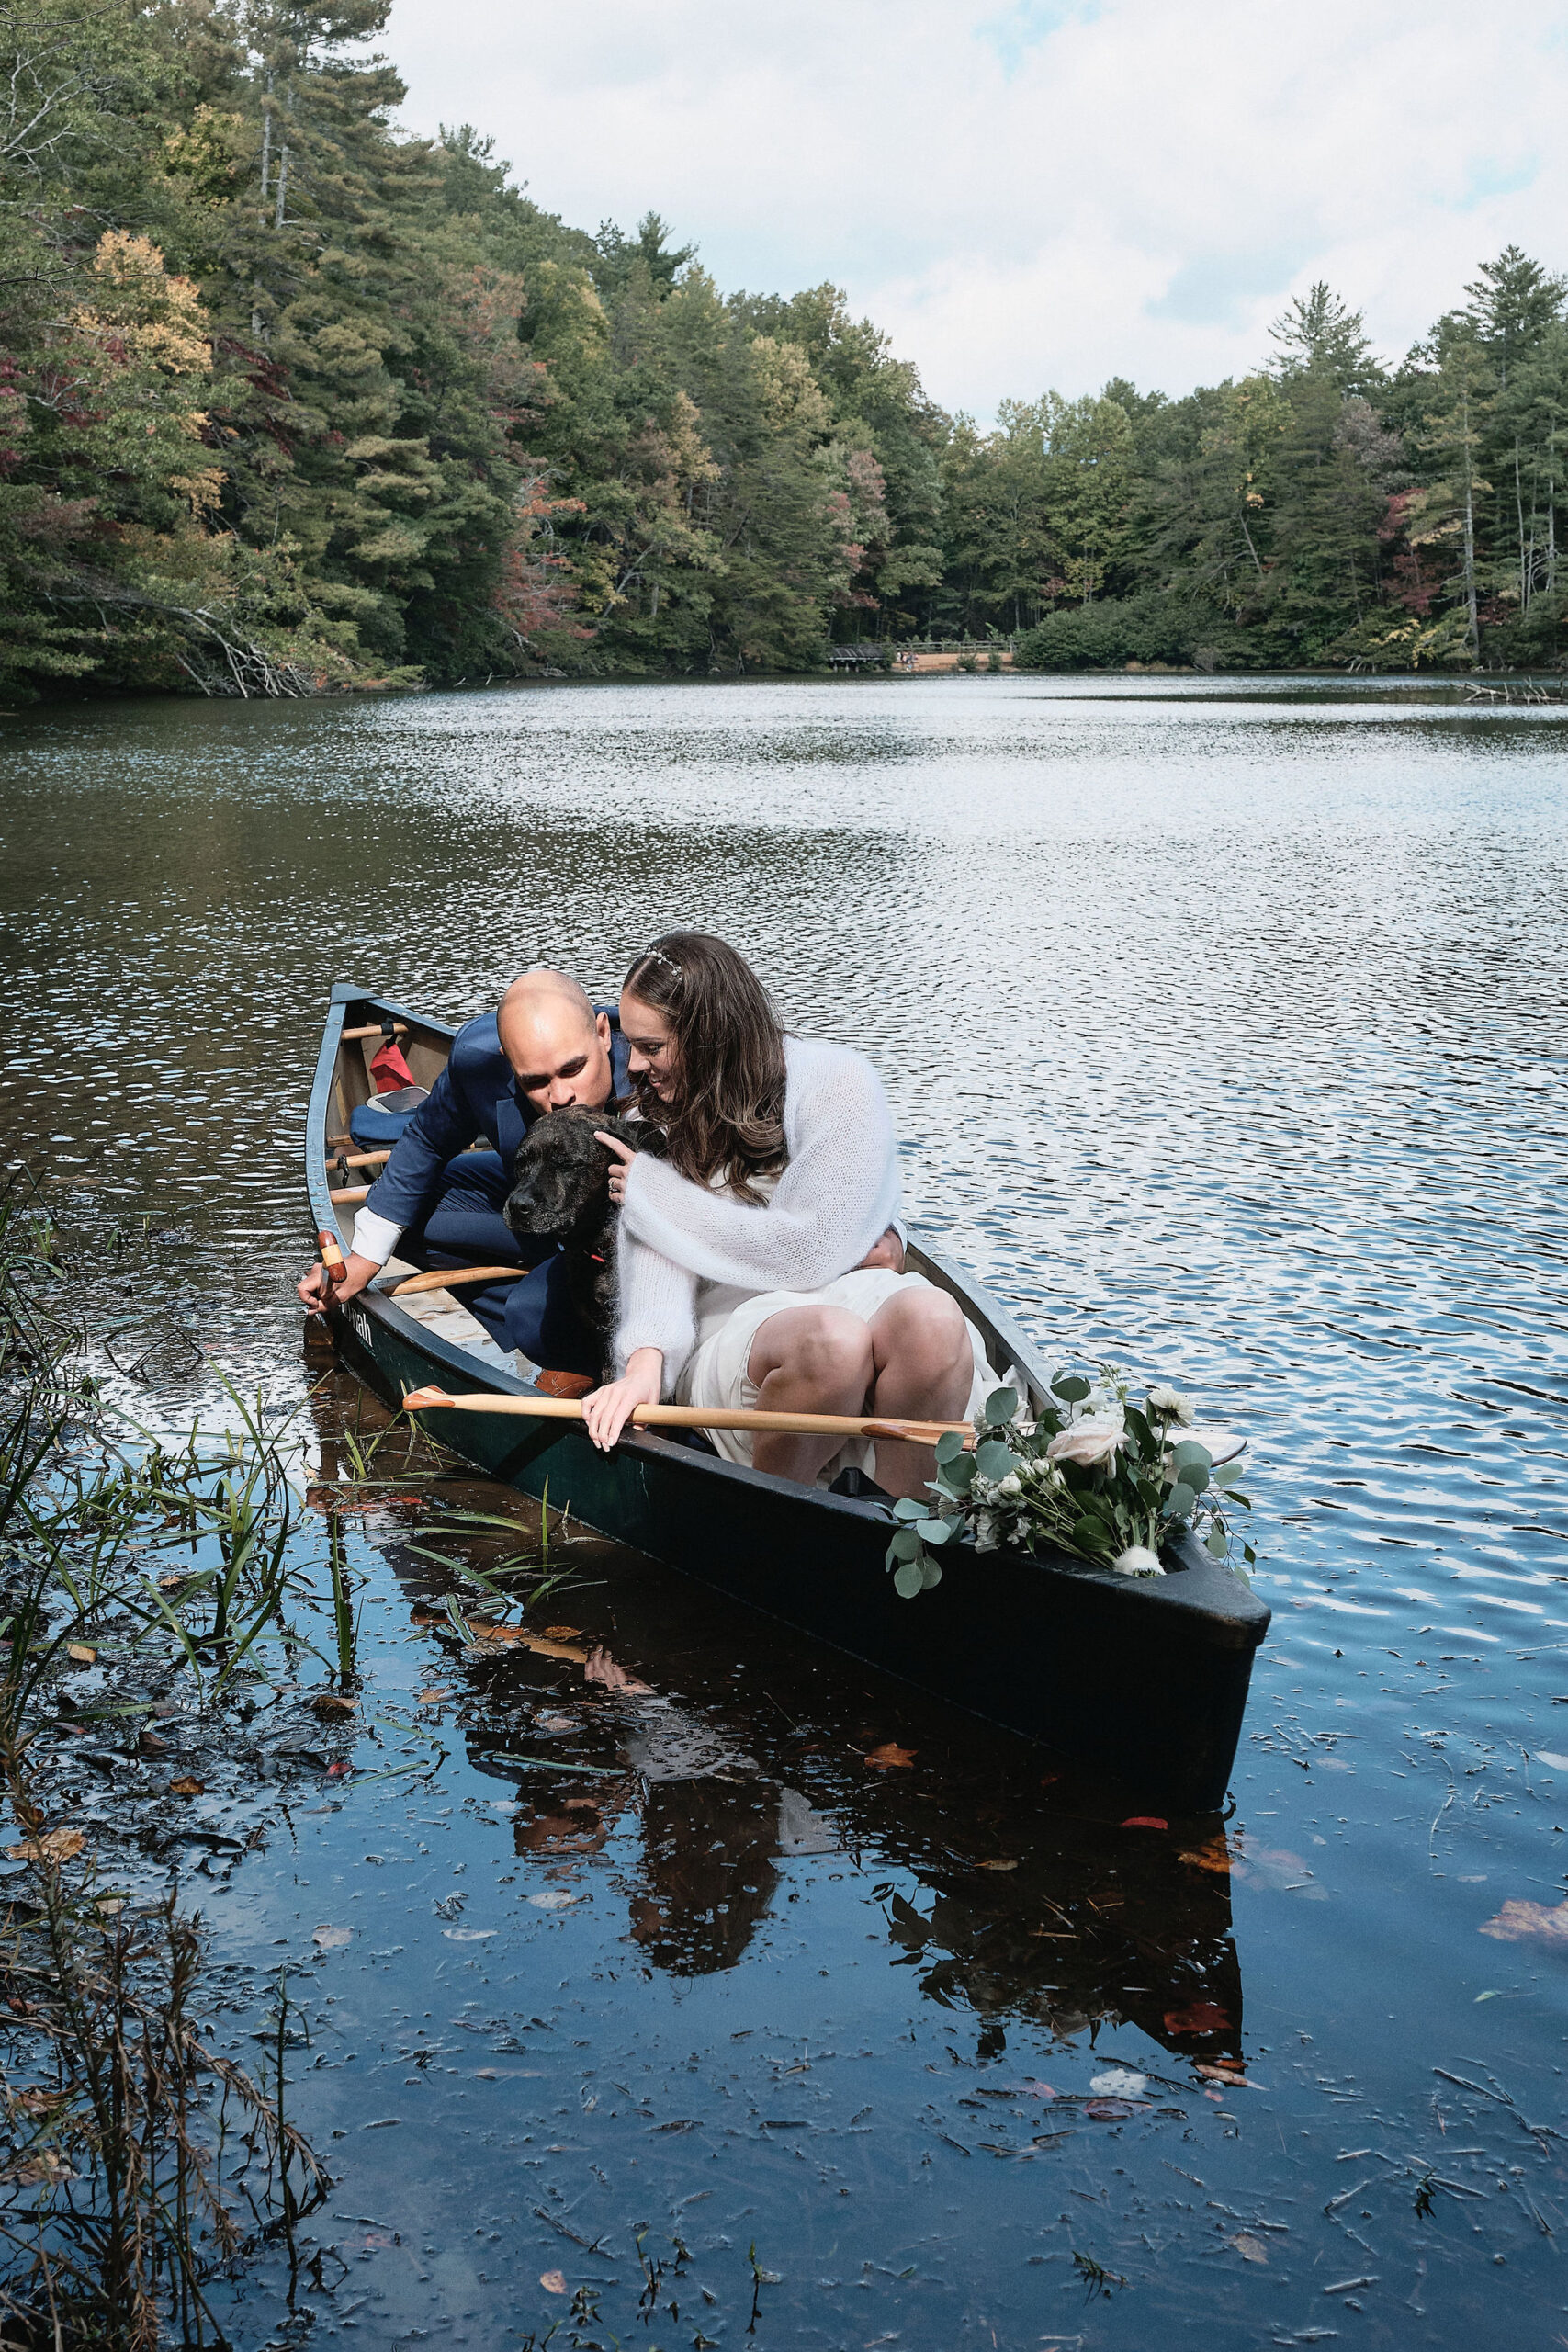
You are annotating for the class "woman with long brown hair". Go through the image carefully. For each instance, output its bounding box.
[581,932,992,1498]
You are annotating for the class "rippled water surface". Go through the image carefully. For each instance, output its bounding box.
[3,673,1568,2346]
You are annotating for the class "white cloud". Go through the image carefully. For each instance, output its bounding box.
[383,0,1568,418]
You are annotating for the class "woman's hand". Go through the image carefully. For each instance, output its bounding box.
[595,1130,637,1206]
[581,1348,663,1451]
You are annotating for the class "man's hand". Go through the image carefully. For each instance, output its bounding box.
[581,1348,663,1450]
[298,1250,380,1316]
[855,1226,906,1274]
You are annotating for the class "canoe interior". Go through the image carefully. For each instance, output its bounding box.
[308,985,1269,1812]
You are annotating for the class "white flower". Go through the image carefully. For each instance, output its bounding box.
[1046,1417,1124,1469]
[1147,1385,1194,1424]
[1111,1544,1164,1577]
[973,1511,1001,1553]
[994,1473,1023,1499]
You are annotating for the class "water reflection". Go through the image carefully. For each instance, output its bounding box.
[306,1371,1248,2050]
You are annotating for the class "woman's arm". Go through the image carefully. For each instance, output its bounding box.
[617,1042,900,1294]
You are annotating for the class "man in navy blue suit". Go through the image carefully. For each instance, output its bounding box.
[299,969,631,1378]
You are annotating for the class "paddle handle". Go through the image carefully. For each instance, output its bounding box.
[389,1266,524,1297]
[402,1386,971,1446]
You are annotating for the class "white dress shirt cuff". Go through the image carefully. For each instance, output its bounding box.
[351,1207,403,1267]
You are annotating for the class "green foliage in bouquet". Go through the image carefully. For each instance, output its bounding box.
[884,1369,1254,1600]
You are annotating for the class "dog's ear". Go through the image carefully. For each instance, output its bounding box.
[630,1118,669,1159]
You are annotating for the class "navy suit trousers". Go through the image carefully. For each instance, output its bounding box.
[400,1151,600,1379]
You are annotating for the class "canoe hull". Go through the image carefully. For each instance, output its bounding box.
[311,986,1269,1815]
[327,1288,1266,1817]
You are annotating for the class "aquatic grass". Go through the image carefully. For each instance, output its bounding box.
[0,1756,326,2346]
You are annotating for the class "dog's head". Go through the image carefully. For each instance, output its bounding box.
[504,1105,665,1245]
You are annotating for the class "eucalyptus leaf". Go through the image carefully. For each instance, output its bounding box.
[892,1497,925,1521]
[1052,1374,1090,1403]
[893,1560,924,1600]
[1165,1483,1198,1520]
[919,1557,943,1589]
[975,1441,1021,1481]
[916,1517,955,1544]
[889,1526,923,1562]
[984,1388,1020,1427]
[934,1430,966,1466]
[944,1453,977,1493]
[1205,1522,1229,1558]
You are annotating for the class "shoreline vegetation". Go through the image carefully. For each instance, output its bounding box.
[4,4,1567,704]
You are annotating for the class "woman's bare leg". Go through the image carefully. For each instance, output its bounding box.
[745,1305,874,1486]
[865,1286,974,1499]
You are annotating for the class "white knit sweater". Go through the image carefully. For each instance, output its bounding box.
[614,1035,901,1386]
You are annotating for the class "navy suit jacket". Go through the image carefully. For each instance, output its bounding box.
[363,1007,631,1233]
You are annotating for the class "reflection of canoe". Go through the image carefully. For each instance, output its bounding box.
[308,987,1270,1812]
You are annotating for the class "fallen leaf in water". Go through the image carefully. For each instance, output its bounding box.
[416,1688,452,1705]
[443,1928,496,1941]
[1082,2098,1137,2120]
[65,1644,96,1666]
[6,1829,85,1864]
[1019,2081,1056,2098]
[976,1859,1018,1872]
[584,1645,652,1694]
[1164,2000,1231,2036]
[325,1760,353,1777]
[1194,2062,1248,2086]
[157,1573,185,1591]
[1480,1898,1568,1944]
[528,1891,581,1910]
[310,1693,356,1717]
[1179,1837,1233,1875]
[542,1625,582,1640]
[540,2270,567,2295]
[1089,2068,1147,2098]
[139,1730,168,1756]
[468,1622,590,1663]
[864,1743,917,1770]
[168,1778,206,1797]
[311,1924,351,1950]
[1229,2232,1269,2264]
[1122,1815,1168,1830]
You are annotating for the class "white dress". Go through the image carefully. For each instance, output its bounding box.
[670,1173,993,1482]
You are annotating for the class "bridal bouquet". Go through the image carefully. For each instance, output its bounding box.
[885,1368,1254,1599]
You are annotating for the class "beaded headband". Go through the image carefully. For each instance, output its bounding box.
[637,946,684,981]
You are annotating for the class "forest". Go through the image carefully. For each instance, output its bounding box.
[4,0,1566,697]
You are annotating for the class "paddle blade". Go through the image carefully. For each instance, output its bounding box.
[402,1386,453,1412]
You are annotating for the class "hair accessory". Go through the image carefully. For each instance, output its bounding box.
[639,946,684,980]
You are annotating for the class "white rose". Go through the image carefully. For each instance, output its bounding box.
[995,1474,1023,1498]
[1147,1385,1194,1424]
[1112,1544,1164,1577]
[1046,1417,1124,1469]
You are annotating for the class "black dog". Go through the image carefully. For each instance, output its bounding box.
[502,1107,667,1377]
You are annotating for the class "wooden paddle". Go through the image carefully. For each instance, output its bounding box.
[401,1385,974,1447]
[389,1266,524,1297]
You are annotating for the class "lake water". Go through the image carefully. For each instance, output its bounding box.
[3,673,1567,2347]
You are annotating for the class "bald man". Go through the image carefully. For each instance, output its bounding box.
[298,970,630,1378]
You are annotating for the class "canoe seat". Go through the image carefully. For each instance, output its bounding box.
[349,1083,430,1148]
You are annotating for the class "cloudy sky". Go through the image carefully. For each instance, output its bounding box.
[383,0,1566,422]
